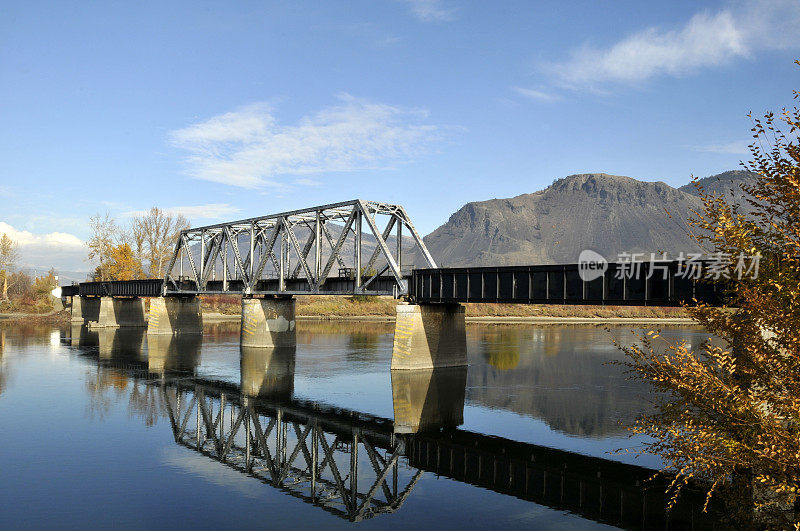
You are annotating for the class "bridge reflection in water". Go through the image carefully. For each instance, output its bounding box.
[65,326,717,529]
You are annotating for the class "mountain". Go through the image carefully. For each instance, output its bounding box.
[420,170,759,267]
[679,169,758,216]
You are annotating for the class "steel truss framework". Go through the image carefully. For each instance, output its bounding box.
[161,382,421,522]
[163,200,436,297]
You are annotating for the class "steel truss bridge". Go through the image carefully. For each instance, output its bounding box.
[60,200,729,305]
[71,336,719,528]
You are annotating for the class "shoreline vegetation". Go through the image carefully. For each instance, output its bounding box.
[0,294,692,326]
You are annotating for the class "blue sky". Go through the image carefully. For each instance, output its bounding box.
[1,0,799,271]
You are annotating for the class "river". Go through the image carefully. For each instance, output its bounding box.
[0,321,721,529]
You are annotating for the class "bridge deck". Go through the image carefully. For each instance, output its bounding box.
[410,262,725,306]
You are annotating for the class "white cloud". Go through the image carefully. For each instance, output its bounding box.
[0,221,87,271]
[170,95,441,189]
[512,87,561,102]
[121,203,241,221]
[292,178,321,187]
[400,0,454,22]
[544,0,800,91]
[695,140,751,155]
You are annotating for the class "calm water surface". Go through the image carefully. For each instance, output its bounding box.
[0,321,718,529]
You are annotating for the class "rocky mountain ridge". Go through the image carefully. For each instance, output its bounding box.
[419,170,757,267]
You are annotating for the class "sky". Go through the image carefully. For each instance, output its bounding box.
[1,0,800,272]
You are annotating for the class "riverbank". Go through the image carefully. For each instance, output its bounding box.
[0,295,694,326]
[0,311,70,325]
[204,295,691,320]
[206,313,695,325]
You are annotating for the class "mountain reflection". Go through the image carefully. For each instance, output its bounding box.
[63,325,717,529]
[468,326,664,436]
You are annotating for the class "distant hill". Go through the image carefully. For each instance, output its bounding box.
[420,170,759,267]
[679,169,758,216]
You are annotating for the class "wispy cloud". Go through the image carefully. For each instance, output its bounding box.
[170,95,441,189]
[0,221,86,271]
[694,140,751,155]
[292,178,321,187]
[121,203,241,221]
[512,87,561,103]
[543,0,800,92]
[400,0,454,22]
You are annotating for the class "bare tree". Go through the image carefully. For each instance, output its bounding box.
[129,219,146,268]
[130,208,189,277]
[86,212,116,281]
[0,233,19,300]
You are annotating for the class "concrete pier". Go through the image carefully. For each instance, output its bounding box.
[70,296,100,325]
[240,297,296,348]
[240,346,296,399]
[92,297,147,328]
[391,366,467,433]
[147,296,203,335]
[391,303,467,369]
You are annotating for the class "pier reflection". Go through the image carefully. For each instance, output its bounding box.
[147,334,202,375]
[391,367,466,433]
[98,328,146,361]
[240,345,296,399]
[63,326,716,529]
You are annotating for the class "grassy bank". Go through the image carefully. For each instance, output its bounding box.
[0,296,689,325]
[199,295,689,319]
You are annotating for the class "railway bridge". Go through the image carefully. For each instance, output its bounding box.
[61,199,726,370]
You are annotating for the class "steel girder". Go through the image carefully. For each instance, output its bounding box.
[162,200,436,297]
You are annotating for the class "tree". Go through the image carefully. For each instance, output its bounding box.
[107,243,143,280]
[32,269,58,297]
[86,212,116,281]
[620,61,800,526]
[0,233,19,300]
[130,207,189,277]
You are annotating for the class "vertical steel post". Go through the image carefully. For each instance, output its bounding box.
[249,224,255,281]
[279,228,286,292]
[315,211,321,285]
[200,231,205,287]
[223,239,228,291]
[355,209,362,290]
[397,220,402,273]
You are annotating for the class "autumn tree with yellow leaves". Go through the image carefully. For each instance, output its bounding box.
[620,62,800,527]
[107,243,143,281]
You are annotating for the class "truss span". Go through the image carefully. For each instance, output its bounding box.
[163,199,435,297]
